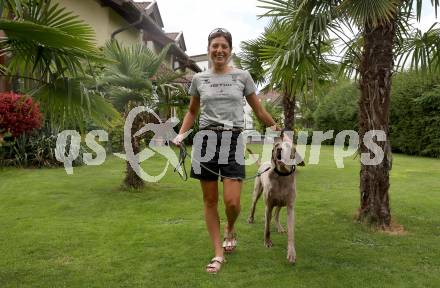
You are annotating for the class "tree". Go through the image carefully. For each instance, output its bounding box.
[258,0,440,227]
[0,0,119,130]
[100,40,184,189]
[236,20,333,131]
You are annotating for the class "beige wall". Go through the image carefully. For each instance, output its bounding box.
[107,9,141,46]
[145,40,157,54]
[55,0,141,47]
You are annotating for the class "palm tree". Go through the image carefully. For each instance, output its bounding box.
[258,0,440,227]
[100,40,185,189]
[0,0,119,130]
[236,20,334,131]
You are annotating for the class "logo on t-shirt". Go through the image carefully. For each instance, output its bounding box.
[210,83,232,88]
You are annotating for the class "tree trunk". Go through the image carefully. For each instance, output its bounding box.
[283,92,296,131]
[358,20,396,227]
[123,116,144,189]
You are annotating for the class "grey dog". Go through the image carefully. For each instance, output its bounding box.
[247,138,303,264]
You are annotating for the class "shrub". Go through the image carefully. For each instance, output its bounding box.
[311,73,440,157]
[107,117,125,153]
[313,80,359,143]
[390,73,440,157]
[0,128,88,168]
[0,92,43,137]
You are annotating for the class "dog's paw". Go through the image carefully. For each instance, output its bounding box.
[287,247,296,264]
[247,217,254,224]
[287,254,296,264]
[264,239,273,248]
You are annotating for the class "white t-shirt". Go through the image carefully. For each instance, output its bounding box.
[189,68,257,129]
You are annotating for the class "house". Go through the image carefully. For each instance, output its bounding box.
[258,90,283,107]
[54,0,201,127]
[55,0,200,73]
[190,53,209,71]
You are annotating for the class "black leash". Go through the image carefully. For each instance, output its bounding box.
[173,142,270,182]
[174,142,188,181]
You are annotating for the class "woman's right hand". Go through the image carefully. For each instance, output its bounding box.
[172,134,185,147]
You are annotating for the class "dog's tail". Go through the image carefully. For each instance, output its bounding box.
[246,148,261,166]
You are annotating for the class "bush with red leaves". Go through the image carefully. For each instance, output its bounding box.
[0,92,43,138]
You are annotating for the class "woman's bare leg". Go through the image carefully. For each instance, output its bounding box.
[223,179,242,235]
[201,180,223,258]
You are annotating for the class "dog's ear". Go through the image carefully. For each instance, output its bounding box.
[271,147,276,164]
[271,142,280,164]
[272,141,281,153]
[280,129,285,139]
[290,146,296,158]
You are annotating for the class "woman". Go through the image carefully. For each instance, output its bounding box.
[173,28,280,274]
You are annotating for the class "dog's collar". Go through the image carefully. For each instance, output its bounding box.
[274,166,295,176]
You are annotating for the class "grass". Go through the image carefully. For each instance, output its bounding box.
[0,145,440,287]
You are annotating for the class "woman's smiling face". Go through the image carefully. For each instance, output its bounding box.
[208,36,231,67]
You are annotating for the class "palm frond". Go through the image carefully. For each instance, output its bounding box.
[396,22,440,74]
[154,66,185,86]
[143,43,172,77]
[338,33,363,79]
[0,0,105,80]
[0,0,119,130]
[236,36,268,85]
[403,0,440,22]
[257,0,295,18]
[0,20,97,52]
[339,0,400,28]
[106,87,154,111]
[102,40,178,113]
[261,15,334,95]
[32,77,120,131]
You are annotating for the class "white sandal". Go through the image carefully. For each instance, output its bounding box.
[206,256,226,274]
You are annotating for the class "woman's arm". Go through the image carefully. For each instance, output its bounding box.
[179,96,200,134]
[246,92,279,130]
[173,96,200,145]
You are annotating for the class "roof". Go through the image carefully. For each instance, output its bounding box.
[133,1,151,11]
[101,0,200,72]
[190,53,209,62]
[258,90,283,105]
[166,31,186,51]
[133,1,164,28]
[165,32,180,40]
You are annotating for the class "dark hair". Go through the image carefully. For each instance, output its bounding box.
[208,29,232,49]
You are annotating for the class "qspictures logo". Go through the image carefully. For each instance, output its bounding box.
[55,106,387,182]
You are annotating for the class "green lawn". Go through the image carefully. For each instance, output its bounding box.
[1,145,440,287]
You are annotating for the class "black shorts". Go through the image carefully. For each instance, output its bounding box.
[190,129,245,181]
